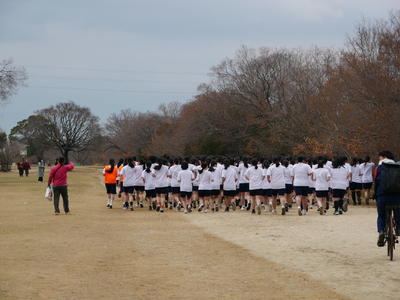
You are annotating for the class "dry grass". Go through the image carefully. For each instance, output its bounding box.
[0,166,392,300]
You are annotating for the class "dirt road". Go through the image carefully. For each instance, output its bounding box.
[0,167,395,299]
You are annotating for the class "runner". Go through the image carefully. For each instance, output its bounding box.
[238,157,250,210]
[169,158,182,210]
[267,157,287,215]
[360,156,375,205]
[121,158,137,211]
[177,161,195,214]
[244,159,264,215]
[312,159,331,215]
[198,162,212,213]
[209,161,221,212]
[292,156,312,216]
[350,158,363,205]
[141,162,157,211]
[103,159,118,209]
[221,159,238,212]
[153,159,171,213]
[330,157,351,215]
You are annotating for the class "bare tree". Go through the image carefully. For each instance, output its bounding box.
[37,102,101,163]
[0,58,27,102]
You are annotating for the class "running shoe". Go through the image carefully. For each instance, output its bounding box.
[106,204,110,208]
[251,209,256,215]
[285,204,289,212]
[334,210,339,215]
[203,209,208,213]
[160,209,164,213]
[377,232,385,247]
[198,205,204,212]
[140,202,144,208]
[319,207,323,215]
[272,209,277,215]
[301,209,306,215]
[241,206,246,211]
[215,206,219,212]
[339,209,343,215]
[109,205,112,209]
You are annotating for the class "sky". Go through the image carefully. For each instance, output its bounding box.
[1,0,399,133]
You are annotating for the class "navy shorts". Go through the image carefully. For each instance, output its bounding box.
[308,187,315,194]
[250,189,263,196]
[263,189,272,197]
[315,190,328,198]
[171,187,180,194]
[145,189,156,199]
[239,183,250,192]
[198,190,211,197]
[224,190,237,197]
[155,187,169,195]
[193,186,199,191]
[362,182,373,190]
[124,186,134,194]
[210,189,220,196]
[220,185,223,191]
[350,182,363,190]
[134,185,145,192]
[105,183,117,194]
[332,189,346,198]
[294,186,308,197]
[180,191,192,198]
[271,188,286,196]
[285,184,293,194]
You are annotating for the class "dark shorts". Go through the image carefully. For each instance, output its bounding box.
[145,189,156,199]
[294,186,309,197]
[363,182,373,190]
[171,187,180,194]
[271,188,286,196]
[262,189,272,197]
[250,189,263,196]
[285,184,293,194]
[124,186,134,194]
[220,185,223,191]
[332,189,346,198]
[198,190,211,197]
[239,183,250,192]
[224,190,237,197]
[180,191,192,198]
[134,185,145,192]
[210,189,220,196]
[155,187,169,195]
[350,182,363,190]
[192,185,199,191]
[315,190,328,198]
[105,183,117,194]
[308,187,315,194]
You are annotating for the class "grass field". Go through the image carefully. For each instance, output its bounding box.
[0,166,399,300]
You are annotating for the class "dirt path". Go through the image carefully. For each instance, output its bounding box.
[0,167,361,299]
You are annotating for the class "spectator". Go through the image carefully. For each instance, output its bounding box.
[17,160,24,177]
[22,159,31,177]
[48,157,74,215]
[38,159,45,182]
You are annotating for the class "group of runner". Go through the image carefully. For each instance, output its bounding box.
[102,155,376,216]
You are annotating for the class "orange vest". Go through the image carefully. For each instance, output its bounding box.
[104,165,118,184]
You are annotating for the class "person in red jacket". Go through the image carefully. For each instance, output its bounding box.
[48,157,74,215]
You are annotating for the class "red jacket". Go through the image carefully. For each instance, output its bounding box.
[48,162,74,186]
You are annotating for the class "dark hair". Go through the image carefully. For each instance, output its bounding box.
[117,158,124,168]
[251,159,258,169]
[332,157,345,168]
[154,159,163,171]
[282,160,289,168]
[273,157,280,168]
[58,157,65,165]
[351,158,359,167]
[243,157,249,169]
[181,161,189,170]
[106,159,115,173]
[364,155,371,163]
[128,158,135,168]
[379,151,395,160]
[209,160,217,172]
[297,156,305,163]
[224,159,233,170]
[317,160,325,169]
[145,161,152,173]
[199,162,208,174]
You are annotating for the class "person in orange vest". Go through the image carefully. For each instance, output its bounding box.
[103,159,118,209]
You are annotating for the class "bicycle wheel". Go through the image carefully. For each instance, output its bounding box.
[387,210,394,261]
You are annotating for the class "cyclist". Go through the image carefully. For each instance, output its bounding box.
[375,151,400,247]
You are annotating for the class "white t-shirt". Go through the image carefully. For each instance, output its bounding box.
[291,163,312,187]
[133,165,145,186]
[244,166,264,190]
[169,165,182,187]
[222,166,238,191]
[238,163,249,184]
[177,169,194,192]
[262,168,272,189]
[330,167,350,190]
[141,170,156,190]
[210,169,220,190]
[284,166,292,185]
[351,165,362,183]
[192,165,201,187]
[313,168,331,191]
[198,170,212,190]
[153,165,170,188]
[121,165,136,187]
[266,164,286,189]
[360,162,375,183]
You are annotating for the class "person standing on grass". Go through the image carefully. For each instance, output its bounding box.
[17,160,24,177]
[38,159,45,182]
[23,159,31,177]
[48,157,74,215]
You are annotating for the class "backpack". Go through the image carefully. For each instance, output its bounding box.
[380,162,400,194]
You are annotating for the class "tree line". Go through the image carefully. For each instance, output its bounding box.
[1,11,400,168]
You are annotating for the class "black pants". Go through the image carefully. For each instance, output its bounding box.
[53,185,69,213]
[18,169,24,177]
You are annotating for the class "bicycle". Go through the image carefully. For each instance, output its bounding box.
[385,205,400,261]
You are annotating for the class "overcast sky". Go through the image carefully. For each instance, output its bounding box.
[1,0,399,132]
